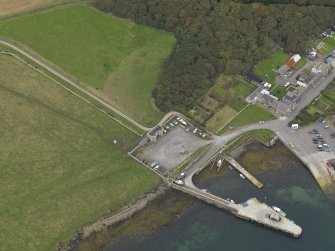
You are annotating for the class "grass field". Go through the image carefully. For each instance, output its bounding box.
[191,75,256,133]
[324,89,335,101]
[0,4,175,126]
[0,54,159,251]
[253,48,289,84]
[319,36,335,55]
[218,104,276,134]
[206,106,237,132]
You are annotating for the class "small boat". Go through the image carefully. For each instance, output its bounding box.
[229,165,233,170]
[272,206,286,217]
[217,159,222,167]
[239,174,245,179]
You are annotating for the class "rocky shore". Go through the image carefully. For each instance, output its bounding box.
[56,183,168,251]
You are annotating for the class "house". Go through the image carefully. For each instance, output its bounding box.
[291,54,301,64]
[296,80,307,88]
[276,102,292,116]
[325,28,332,36]
[312,62,331,76]
[276,54,301,77]
[139,137,149,146]
[276,64,290,77]
[147,126,163,142]
[283,91,297,102]
[263,94,279,108]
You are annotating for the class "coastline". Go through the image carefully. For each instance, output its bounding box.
[56,183,169,251]
[66,138,292,251]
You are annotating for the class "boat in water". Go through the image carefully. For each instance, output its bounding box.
[239,174,245,179]
[272,206,287,216]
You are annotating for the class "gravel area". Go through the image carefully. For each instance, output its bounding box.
[141,126,209,171]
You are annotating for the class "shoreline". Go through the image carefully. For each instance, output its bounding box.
[56,183,169,251]
[63,137,288,250]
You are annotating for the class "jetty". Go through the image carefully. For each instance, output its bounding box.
[225,157,263,188]
[171,180,302,238]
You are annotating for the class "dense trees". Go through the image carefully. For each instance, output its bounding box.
[93,0,335,112]
[233,0,335,7]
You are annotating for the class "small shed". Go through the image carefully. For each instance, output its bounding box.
[269,212,281,222]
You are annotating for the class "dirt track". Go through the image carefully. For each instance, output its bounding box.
[0,0,70,17]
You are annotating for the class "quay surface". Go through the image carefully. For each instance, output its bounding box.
[235,198,302,238]
[225,157,263,188]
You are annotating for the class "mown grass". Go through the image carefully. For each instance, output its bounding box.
[0,54,159,251]
[319,36,335,55]
[224,129,275,153]
[0,4,175,126]
[218,104,276,134]
[295,57,307,70]
[253,48,289,84]
[193,75,256,133]
[206,106,237,133]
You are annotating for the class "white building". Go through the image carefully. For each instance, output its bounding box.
[291,54,301,63]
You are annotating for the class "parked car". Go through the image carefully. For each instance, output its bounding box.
[176,172,186,180]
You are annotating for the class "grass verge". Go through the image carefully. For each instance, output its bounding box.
[224,129,275,153]
[218,104,276,134]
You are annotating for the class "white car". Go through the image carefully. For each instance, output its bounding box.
[174,180,184,186]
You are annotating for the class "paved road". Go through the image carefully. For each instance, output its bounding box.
[0,39,151,132]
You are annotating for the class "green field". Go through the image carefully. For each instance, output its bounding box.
[324,89,335,101]
[253,48,290,84]
[206,106,237,133]
[218,104,276,134]
[192,75,256,133]
[0,4,175,126]
[319,36,335,55]
[0,54,158,251]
